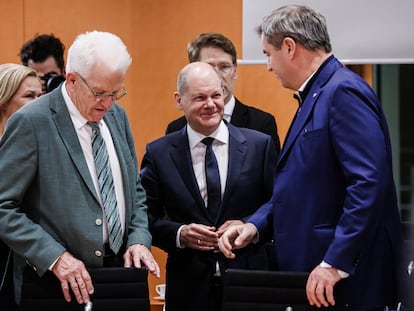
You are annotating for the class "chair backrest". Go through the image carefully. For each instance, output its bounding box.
[20,267,150,311]
[222,269,346,311]
[398,222,414,309]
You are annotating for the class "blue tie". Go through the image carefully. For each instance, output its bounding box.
[88,122,123,254]
[201,137,221,220]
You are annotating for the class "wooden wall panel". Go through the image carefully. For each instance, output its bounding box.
[0,1,25,63]
[0,0,293,161]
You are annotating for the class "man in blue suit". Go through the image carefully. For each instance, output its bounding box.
[140,62,277,311]
[0,31,159,308]
[219,5,403,311]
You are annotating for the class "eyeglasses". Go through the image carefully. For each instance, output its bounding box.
[75,72,127,101]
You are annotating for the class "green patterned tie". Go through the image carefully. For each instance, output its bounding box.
[88,122,123,254]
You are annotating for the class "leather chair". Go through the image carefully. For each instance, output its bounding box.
[397,222,414,310]
[222,269,346,311]
[19,267,150,311]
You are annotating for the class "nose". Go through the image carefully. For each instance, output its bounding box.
[205,97,216,106]
[266,59,272,72]
[96,96,114,109]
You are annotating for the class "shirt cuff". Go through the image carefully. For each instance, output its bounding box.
[320,261,349,278]
[49,257,60,271]
[176,225,186,248]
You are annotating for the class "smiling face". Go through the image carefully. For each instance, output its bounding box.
[66,64,125,122]
[175,62,224,136]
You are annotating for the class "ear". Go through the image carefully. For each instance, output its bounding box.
[65,72,77,92]
[283,37,296,56]
[174,92,183,110]
[233,65,238,80]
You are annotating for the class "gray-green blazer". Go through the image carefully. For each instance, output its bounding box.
[0,85,151,303]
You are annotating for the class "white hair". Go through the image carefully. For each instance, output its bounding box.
[66,30,132,77]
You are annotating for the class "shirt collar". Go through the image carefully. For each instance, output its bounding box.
[61,82,89,130]
[224,96,236,120]
[187,121,229,150]
[296,54,334,103]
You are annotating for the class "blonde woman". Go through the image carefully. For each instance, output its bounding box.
[0,63,41,310]
[0,63,42,136]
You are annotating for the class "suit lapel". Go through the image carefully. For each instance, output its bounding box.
[51,90,98,203]
[103,109,133,219]
[222,124,247,208]
[170,129,207,213]
[278,57,343,165]
[229,98,248,127]
[278,92,319,163]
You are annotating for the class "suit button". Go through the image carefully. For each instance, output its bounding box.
[95,218,102,226]
[95,250,103,257]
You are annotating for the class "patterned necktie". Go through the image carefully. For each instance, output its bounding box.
[88,122,123,254]
[201,137,222,220]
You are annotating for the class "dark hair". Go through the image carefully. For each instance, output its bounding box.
[187,33,237,65]
[19,34,65,71]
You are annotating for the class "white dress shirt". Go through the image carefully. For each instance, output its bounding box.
[61,83,126,243]
[223,96,236,123]
[176,121,229,248]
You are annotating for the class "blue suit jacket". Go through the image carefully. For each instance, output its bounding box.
[140,123,277,311]
[0,86,151,303]
[248,56,403,310]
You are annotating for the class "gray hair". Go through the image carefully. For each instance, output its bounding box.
[256,5,332,53]
[66,30,132,77]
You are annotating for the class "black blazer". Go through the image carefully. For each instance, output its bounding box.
[165,97,281,154]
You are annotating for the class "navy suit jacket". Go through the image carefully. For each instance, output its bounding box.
[165,97,281,154]
[248,56,403,310]
[140,123,277,311]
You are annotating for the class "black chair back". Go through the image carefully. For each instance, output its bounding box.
[222,269,346,311]
[20,267,150,311]
[397,222,414,310]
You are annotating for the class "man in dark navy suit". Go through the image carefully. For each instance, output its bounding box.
[141,62,277,311]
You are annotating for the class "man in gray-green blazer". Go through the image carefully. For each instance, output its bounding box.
[0,31,160,308]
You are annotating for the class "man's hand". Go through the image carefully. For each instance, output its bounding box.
[218,223,258,258]
[306,265,342,307]
[180,223,219,251]
[216,220,244,237]
[123,244,161,278]
[52,251,94,304]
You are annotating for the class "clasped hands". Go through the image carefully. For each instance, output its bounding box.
[179,220,244,251]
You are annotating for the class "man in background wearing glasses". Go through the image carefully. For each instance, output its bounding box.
[0,30,160,309]
[166,32,281,154]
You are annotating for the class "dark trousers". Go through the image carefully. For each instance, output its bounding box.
[103,243,124,267]
[0,241,17,311]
